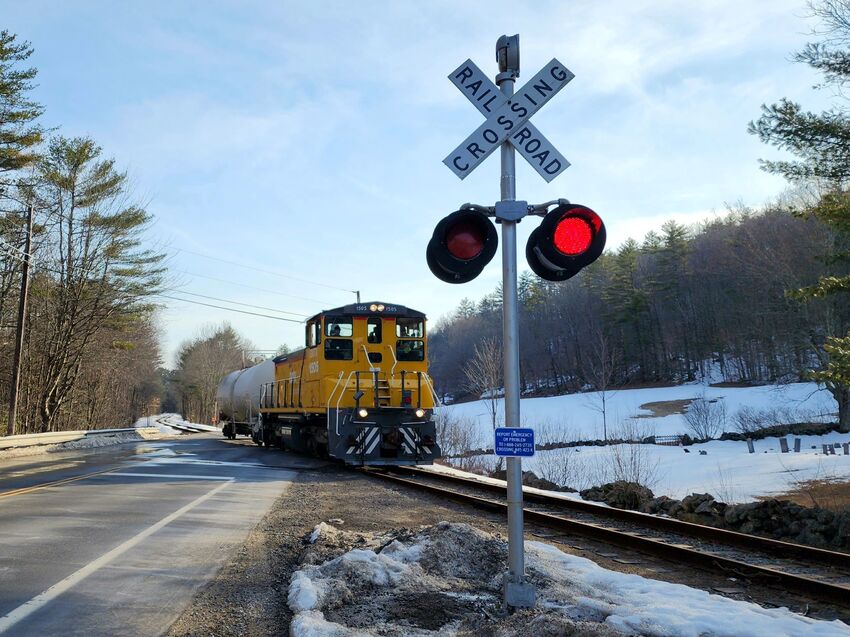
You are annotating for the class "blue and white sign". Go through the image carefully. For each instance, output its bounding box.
[494,427,535,457]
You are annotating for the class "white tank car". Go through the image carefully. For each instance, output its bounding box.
[216,359,275,424]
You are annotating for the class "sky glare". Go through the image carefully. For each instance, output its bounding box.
[2,0,830,364]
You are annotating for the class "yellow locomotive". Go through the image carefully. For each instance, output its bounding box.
[217,302,440,465]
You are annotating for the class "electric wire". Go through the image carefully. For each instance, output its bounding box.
[0,239,32,259]
[165,289,309,317]
[174,247,356,294]
[155,294,304,323]
[175,269,336,305]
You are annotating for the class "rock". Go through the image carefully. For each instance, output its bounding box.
[640,496,676,515]
[681,493,715,513]
[579,481,654,510]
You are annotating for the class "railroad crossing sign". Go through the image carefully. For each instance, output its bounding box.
[444,58,574,182]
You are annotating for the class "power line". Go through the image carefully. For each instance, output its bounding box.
[166,289,309,317]
[155,294,304,323]
[175,247,356,294]
[0,239,32,259]
[175,269,335,305]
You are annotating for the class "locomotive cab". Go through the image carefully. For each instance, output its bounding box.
[257,302,440,465]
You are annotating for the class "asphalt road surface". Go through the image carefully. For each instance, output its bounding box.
[0,433,319,636]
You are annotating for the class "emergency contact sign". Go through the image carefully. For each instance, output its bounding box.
[494,427,535,457]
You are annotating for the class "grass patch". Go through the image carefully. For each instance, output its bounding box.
[766,478,850,512]
[635,398,694,418]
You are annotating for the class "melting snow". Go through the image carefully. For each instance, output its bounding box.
[288,522,850,636]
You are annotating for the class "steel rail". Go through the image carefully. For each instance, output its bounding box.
[363,469,850,606]
[392,466,850,569]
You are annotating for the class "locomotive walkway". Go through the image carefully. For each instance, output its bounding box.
[0,434,320,636]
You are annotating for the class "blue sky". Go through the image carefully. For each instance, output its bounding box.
[3,1,829,365]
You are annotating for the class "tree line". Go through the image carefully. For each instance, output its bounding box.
[0,30,164,434]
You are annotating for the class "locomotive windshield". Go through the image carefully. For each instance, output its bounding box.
[396,318,425,361]
[367,318,382,343]
[324,316,353,360]
[396,318,423,338]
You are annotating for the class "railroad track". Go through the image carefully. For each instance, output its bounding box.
[364,465,850,607]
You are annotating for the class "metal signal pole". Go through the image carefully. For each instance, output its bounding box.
[7,203,34,436]
[496,35,535,609]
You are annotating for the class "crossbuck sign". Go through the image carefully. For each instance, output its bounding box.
[444,58,574,182]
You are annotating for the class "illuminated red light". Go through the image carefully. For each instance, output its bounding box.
[553,216,593,256]
[446,222,485,260]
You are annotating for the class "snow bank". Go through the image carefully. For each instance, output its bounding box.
[288,523,850,637]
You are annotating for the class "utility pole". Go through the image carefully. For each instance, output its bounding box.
[7,203,34,436]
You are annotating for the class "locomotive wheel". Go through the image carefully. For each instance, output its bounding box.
[305,434,317,457]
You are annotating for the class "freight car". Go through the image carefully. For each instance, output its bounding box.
[216,302,440,465]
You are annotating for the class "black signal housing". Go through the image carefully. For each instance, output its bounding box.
[426,209,498,284]
[526,204,606,281]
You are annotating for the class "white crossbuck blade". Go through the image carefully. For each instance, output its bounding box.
[444,58,573,181]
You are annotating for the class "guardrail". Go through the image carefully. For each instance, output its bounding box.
[1,425,163,451]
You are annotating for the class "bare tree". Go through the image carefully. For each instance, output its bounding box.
[581,326,618,440]
[462,337,503,429]
[588,419,662,493]
[176,324,249,424]
[684,393,728,440]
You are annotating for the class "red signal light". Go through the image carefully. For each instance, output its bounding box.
[426,209,498,284]
[526,203,606,282]
[553,216,593,256]
[446,222,485,260]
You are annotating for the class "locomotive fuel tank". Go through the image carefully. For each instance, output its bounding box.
[216,358,274,424]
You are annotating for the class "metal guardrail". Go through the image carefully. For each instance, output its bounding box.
[0,426,161,450]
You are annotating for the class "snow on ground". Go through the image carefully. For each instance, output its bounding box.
[134,413,220,433]
[288,522,850,637]
[524,433,850,501]
[438,382,849,501]
[441,381,836,442]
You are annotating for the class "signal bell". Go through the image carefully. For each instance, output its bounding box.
[526,203,606,281]
[426,209,498,284]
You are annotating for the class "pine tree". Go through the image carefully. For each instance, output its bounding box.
[750,0,850,430]
[0,30,44,173]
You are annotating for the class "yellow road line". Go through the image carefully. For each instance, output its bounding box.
[0,466,123,500]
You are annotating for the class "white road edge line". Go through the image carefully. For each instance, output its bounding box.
[0,479,234,634]
[110,472,234,481]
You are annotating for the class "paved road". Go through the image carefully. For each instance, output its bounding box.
[0,433,321,636]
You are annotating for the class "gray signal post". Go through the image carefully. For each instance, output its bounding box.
[442,35,574,609]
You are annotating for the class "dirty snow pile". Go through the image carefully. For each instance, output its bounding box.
[133,413,219,434]
[288,521,850,637]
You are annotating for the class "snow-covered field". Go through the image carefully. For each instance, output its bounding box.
[442,381,836,440]
[439,382,850,501]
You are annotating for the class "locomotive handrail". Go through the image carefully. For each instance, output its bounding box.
[387,343,399,377]
[422,373,443,408]
[326,371,346,413]
[361,345,378,372]
[333,371,357,435]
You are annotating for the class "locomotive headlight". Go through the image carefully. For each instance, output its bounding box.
[369,304,378,311]
[357,408,369,419]
[415,408,426,419]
